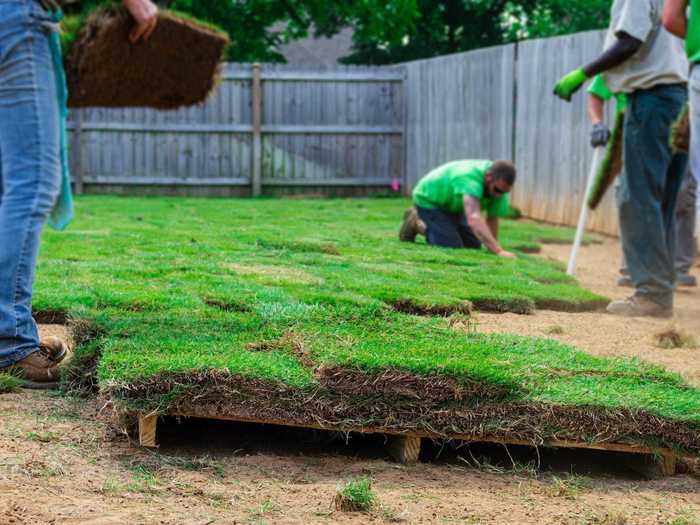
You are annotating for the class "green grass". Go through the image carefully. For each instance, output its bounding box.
[0,374,22,394]
[334,477,376,512]
[34,196,700,451]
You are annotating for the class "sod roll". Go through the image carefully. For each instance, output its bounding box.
[671,103,690,153]
[65,6,229,109]
[587,110,625,211]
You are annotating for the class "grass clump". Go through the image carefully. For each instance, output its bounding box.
[334,477,376,512]
[655,328,697,350]
[0,374,22,394]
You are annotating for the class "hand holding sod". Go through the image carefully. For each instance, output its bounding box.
[553,68,587,102]
[123,0,158,43]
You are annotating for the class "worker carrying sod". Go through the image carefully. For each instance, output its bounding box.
[399,160,517,258]
[553,0,689,318]
[0,0,158,389]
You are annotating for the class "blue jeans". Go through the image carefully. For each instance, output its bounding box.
[415,206,482,249]
[618,84,688,308]
[0,0,61,368]
[691,65,700,225]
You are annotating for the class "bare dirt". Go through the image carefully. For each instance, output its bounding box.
[1,242,699,524]
[477,238,700,386]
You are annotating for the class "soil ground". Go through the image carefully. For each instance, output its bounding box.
[478,237,700,386]
[1,240,699,525]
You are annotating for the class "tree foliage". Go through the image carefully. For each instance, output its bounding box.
[166,0,418,62]
[344,0,613,64]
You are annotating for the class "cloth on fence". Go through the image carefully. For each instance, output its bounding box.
[46,8,74,231]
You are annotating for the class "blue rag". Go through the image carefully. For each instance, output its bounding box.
[47,9,73,231]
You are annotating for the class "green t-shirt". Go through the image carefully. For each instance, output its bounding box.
[587,75,627,112]
[687,0,700,63]
[412,160,510,218]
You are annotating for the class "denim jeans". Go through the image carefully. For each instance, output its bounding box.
[691,65,700,225]
[0,0,61,368]
[415,206,482,249]
[675,169,697,275]
[617,84,688,308]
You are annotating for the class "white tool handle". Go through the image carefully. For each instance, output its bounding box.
[567,147,603,276]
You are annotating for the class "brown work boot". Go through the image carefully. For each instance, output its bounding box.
[399,207,426,242]
[39,336,69,364]
[606,295,672,319]
[3,352,61,390]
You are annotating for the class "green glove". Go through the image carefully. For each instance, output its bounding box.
[553,68,587,102]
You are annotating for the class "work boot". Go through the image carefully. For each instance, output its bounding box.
[617,276,634,288]
[677,273,698,288]
[399,207,426,242]
[2,352,61,390]
[39,336,69,364]
[606,295,672,319]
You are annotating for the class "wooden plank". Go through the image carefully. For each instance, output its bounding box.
[251,63,263,197]
[82,177,250,186]
[172,411,676,461]
[262,125,403,135]
[138,414,158,448]
[386,435,422,464]
[67,123,254,133]
[261,177,391,187]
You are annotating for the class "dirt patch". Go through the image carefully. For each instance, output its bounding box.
[476,238,700,386]
[256,239,341,256]
[388,298,473,317]
[66,7,229,109]
[246,332,314,368]
[203,298,251,313]
[655,328,698,350]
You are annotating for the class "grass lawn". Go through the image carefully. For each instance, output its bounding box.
[34,196,700,453]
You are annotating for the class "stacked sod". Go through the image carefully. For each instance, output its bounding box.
[34,197,700,454]
[63,4,229,109]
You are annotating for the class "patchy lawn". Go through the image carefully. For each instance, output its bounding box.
[31,196,700,454]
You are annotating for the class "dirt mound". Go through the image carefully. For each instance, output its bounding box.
[66,7,229,109]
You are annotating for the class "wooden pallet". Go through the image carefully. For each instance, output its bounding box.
[137,412,678,477]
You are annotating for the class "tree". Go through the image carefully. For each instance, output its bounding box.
[343,0,612,65]
[167,0,419,63]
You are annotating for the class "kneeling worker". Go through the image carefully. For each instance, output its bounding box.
[399,160,517,258]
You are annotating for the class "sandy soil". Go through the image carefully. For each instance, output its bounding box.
[477,238,700,386]
[1,243,699,524]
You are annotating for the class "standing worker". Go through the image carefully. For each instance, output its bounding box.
[587,75,697,287]
[399,160,517,258]
[554,0,689,318]
[0,0,158,388]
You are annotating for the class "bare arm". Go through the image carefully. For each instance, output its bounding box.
[582,32,643,77]
[663,0,689,38]
[464,196,514,257]
[487,217,499,240]
[587,94,605,125]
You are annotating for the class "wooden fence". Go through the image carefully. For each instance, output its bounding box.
[69,32,626,234]
[403,30,620,235]
[68,64,405,197]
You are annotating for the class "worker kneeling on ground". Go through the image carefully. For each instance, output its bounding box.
[399,160,517,258]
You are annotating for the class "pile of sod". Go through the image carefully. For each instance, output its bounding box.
[62,2,229,109]
[35,197,700,454]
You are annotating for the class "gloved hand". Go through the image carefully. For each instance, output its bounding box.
[590,122,611,147]
[553,68,587,101]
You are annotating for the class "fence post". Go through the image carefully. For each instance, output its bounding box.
[72,109,84,194]
[251,63,262,197]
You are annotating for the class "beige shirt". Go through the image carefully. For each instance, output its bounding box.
[602,0,688,93]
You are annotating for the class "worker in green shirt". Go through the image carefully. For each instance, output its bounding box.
[399,160,517,258]
[588,73,697,287]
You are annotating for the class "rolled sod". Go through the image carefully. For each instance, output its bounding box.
[587,110,624,211]
[65,6,229,109]
[671,103,690,153]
